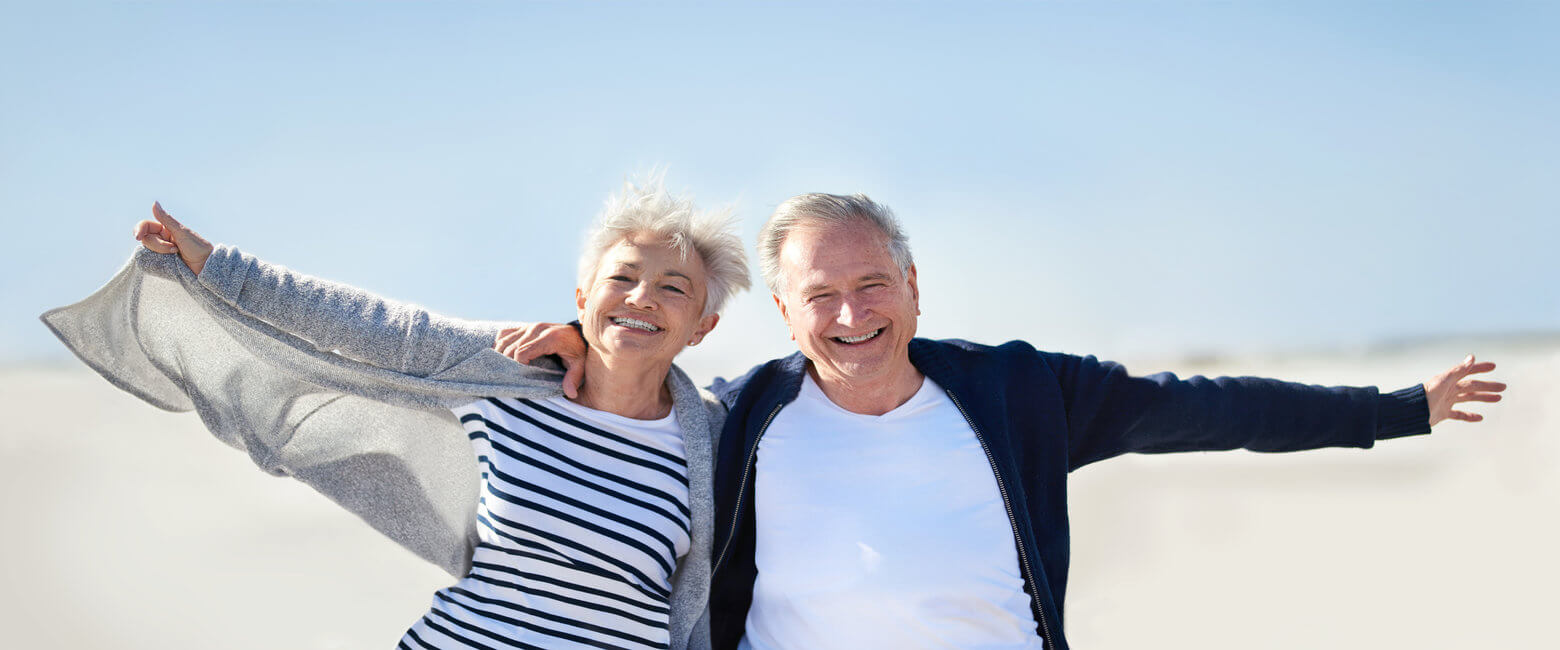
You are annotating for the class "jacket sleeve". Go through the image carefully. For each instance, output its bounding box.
[197,244,505,377]
[1045,352,1431,471]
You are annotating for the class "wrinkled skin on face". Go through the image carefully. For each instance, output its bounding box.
[772,221,923,413]
[576,234,719,371]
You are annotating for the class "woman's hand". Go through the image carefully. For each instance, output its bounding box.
[134,202,213,275]
[495,323,587,399]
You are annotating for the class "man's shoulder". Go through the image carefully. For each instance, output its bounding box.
[912,337,1095,391]
[911,336,1059,367]
[708,351,807,407]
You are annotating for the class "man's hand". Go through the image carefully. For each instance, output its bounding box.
[495,322,587,399]
[1423,354,1506,426]
[134,202,214,275]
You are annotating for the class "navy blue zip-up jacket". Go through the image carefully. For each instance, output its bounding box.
[707,338,1431,650]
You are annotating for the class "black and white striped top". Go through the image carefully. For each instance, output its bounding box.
[399,396,691,650]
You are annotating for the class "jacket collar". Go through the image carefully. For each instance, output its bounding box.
[756,338,956,416]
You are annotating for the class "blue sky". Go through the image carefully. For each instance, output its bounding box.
[3,1,1555,374]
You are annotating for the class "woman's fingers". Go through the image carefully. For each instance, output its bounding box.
[134,219,179,252]
[147,202,213,274]
[133,219,163,240]
[142,236,178,254]
[152,201,186,235]
[137,229,179,255]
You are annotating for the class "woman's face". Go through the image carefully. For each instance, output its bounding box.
[576,234,720,367]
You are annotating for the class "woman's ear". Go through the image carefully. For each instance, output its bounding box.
[688,313,720,346]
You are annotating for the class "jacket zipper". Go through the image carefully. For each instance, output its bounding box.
[945,389,1055,650]
[713,402,785,573]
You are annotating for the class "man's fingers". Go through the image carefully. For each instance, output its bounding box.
[561,357,584,400]
[1455,355,1496,376]
[1464,361,1498,375]
[1457,392,1503,403]
[1459,379,1507,393]
[1447,410,1484,422]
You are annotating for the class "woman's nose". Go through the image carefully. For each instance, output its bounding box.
[625,282,657,309]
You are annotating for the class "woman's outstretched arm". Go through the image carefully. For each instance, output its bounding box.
[134,202,511,377]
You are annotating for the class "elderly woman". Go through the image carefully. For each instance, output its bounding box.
[43,180,747,649]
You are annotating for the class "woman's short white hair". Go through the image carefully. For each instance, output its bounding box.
[757,193,913,294]
[577,176,751,316]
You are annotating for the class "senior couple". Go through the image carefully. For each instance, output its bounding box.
[46,179,1503,650]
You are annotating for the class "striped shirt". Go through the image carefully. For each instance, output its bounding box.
[400,396,691,650]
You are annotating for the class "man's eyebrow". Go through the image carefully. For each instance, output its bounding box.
[800,281,833,296]
[859,272,894,283]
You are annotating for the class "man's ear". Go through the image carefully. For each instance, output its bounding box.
[772,293,795,341]
[906,264,921,315]
[689,313,720,346]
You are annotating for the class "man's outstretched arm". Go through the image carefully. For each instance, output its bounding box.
[1053,351,1505,470]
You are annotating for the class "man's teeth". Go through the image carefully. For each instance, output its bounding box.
[834,329,881,344]
[612,317,660,332]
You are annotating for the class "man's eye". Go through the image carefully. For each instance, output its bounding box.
[609,275,633,283]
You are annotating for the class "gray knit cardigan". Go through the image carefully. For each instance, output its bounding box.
[41,246,719,650]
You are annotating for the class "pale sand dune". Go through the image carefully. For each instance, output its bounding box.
[1,339,1554,649]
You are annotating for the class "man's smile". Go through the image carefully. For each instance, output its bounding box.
[831,327,884,345]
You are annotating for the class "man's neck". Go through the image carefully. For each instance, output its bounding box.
[809,361,926,416]
[573,353,674,420]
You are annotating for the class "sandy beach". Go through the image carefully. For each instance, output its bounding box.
[2,336,1554,649]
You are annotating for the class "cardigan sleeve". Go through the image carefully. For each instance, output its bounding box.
[1045,352,1432,471]
[198,244,507,377]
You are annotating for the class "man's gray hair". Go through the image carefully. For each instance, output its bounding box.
[757,193,914,294]
[577,176,751,316]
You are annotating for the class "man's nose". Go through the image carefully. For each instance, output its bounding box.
[838,296,869,326]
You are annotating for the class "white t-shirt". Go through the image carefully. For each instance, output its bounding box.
[739,373,1045,650]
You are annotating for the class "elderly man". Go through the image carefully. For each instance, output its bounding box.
[498,193,1504,650]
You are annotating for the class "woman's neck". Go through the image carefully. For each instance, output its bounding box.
[571,352,674,420]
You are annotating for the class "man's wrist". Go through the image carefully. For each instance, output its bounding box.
[1376,384,1431,440]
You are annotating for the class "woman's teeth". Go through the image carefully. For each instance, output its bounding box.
[612,317,660,332]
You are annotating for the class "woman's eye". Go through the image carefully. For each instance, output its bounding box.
[662,285,687,295]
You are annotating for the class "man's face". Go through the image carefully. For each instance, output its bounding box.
[576,234,719,366]
[773,220,920,386]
